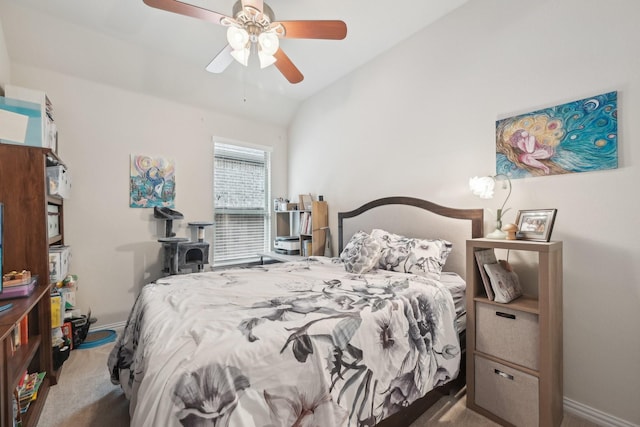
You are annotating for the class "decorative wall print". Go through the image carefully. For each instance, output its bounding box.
[130,154,176,208]
[496,91,617,179]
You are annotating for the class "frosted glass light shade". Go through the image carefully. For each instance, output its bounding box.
[230,48,250,66]
[258,32,279,56]
[469,174,513,240]
[227,27,249,50]
[469,176,496,199]
[258,52,277,68]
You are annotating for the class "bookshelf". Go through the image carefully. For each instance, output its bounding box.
[466,238,563,427]
[274,201,328,257]
[0,281,53,426]
[0,144,66,426]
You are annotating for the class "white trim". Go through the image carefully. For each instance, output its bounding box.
[212,135,273,153]
[92,320,127,333]
[564,397,639,427]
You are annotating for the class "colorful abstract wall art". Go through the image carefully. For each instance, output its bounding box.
[130,154,176,208]
[496,91,617,179]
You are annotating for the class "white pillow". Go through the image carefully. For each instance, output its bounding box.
[340,231,382,274]
[371,229,452,280]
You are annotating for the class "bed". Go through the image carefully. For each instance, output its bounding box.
[108,196,483,427]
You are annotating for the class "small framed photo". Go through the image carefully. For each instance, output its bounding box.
[515,209,557,242]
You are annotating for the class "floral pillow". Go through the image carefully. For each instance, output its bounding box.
[340,231,382,274]
[370,229,452,280]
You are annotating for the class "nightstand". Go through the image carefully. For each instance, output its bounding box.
[466,238,563,427]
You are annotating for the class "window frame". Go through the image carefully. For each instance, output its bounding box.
[212,137,272,267]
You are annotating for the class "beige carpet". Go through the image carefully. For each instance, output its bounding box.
[36,342,598,427]
[411,389,599,426]
[36,342,129,427]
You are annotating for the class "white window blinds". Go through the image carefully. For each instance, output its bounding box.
[213,142,271,265]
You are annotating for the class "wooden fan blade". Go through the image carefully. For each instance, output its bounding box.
[205,44,234,73]
[278,20,347,40]
[241,0,263,13]
[274,49,304,84]
[143,0,230,25]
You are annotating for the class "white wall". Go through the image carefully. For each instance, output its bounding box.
[0,19,11,90]
[10,64,288,326]
[289,0,640,425]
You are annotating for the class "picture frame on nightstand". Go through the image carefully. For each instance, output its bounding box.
[515,209,557,241]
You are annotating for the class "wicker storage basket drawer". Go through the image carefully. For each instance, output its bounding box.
[475,355,539,427]
[476,302,539,370]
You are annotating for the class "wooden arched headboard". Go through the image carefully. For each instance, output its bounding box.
[337,196,484,278]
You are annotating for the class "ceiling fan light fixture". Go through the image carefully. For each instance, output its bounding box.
[258,51,277,69]
[258,31,279,56]
[142,0,347,83]
[227,26,249,50]
[230,47,250,66]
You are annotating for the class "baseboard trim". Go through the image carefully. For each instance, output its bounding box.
[564,397,638,427]
[92,320,127,333]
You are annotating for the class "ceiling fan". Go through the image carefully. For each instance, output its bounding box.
[142,0,347,84]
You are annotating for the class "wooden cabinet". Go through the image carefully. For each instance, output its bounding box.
[0,144,65,426]
[274,201,328,257]
[466,238,563,427]
[0,283,53,426]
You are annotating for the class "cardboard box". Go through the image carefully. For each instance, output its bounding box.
[49,245,71,284]
[0,96,43,147]
[59,287,76,309]
[47,204,60,238]
[4,85,57,151]
[51,295,63,328]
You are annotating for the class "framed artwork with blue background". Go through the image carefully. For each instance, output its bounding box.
[130,154,176,208]
[496,91,617,179]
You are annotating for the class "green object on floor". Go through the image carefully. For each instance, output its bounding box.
[77,329,116,349]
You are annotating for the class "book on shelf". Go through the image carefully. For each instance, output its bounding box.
[474,248,497,301]
[16,371,46,414]
[13,388,22,426]
[301,240,312,257]
[20,316,29,346]
[11,327,20,352]
[483,260,523,303]
[299,212,312,235]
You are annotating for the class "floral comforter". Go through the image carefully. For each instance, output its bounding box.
[108,257,461,427]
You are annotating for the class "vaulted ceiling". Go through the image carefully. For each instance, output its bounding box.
[0,0,469,125]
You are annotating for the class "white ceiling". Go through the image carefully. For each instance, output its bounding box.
[0,0,469,125]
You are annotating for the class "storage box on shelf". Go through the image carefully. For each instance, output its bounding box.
[49,245,71,284]
[0,275,38,300]
[0,97,42,147]
[46,165,72,199]
[466,238,563,427]
[3,84,57,152]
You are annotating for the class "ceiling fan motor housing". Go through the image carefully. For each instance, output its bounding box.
[232,1,276,30]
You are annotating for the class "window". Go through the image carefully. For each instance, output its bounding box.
[213,140,271,265]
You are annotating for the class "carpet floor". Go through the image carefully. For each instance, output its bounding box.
[36,342,129,427]
[36,341,599,427]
